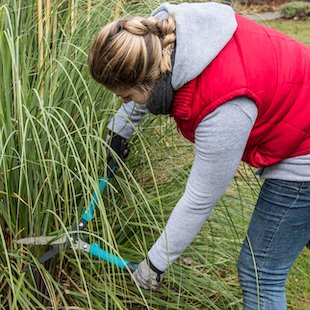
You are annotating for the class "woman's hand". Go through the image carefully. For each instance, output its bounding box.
[132,258,165,291]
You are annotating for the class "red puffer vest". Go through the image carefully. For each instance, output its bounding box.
[171,14,310,168]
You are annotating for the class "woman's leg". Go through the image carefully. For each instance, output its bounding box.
[238,179,310,310]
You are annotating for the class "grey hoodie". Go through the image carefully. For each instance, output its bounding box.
[152,2,237,90]
[107,2,310,272]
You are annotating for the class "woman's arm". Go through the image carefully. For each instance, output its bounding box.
[148,97,258,271]
[107,101,148,139]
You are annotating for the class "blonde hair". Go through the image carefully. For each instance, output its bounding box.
[88,15,176,94]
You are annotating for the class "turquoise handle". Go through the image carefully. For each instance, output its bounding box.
[82,177,109,222]
[82,164,117,222]
[89,243,138,271]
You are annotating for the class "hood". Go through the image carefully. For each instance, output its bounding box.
[152,2,237,90]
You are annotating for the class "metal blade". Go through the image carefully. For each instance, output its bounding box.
[15,236,67,246]
[20,226,84,273]
[21,242,68,273]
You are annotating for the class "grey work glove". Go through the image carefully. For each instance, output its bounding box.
[133,258,165,291]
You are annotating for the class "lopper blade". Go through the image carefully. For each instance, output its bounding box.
[21,242,67,273]
[15,236,67,246]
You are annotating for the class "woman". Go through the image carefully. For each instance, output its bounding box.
[88,2,310,309]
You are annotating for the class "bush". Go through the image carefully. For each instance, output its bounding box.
[238,0,293,5]
[280,1,310,19]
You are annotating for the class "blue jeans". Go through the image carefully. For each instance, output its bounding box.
[238,179,310,310]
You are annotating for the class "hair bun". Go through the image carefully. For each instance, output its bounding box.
[121,18,162,37]
[122,19,148,36]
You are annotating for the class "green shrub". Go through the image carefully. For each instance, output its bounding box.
[280,1,310,19]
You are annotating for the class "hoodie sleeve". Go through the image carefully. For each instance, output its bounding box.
[107,101,148,139]
[147,97,258,271]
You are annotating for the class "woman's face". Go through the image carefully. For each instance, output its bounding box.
[113,87,149,105]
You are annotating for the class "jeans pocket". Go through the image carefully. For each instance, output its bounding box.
[258,179,303,209]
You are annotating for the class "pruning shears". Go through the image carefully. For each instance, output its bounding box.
[16,140,138,274]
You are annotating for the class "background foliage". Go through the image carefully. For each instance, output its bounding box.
[280,1,310,19]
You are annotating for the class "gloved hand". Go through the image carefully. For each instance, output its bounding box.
[105,131,129,177]
[107,131,130,161]
[133,258,165,291]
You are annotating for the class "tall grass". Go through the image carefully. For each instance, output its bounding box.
[0,1,309,309]
[0,1,155,308]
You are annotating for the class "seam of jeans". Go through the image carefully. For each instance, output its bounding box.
[257,181,303,310]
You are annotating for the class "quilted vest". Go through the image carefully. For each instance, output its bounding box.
[171,14,310,168]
